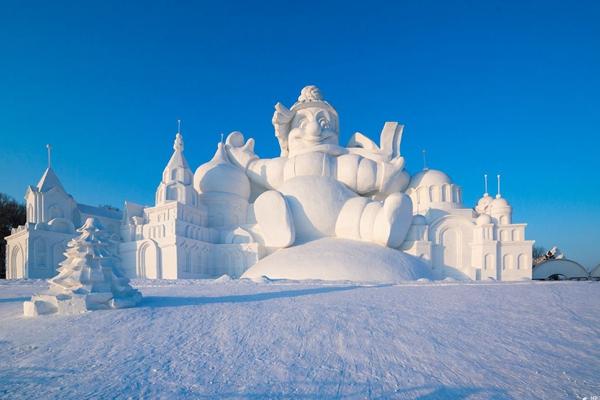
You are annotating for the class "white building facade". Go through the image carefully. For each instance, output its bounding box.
[5,165,121,279]
[119,133,261,279]
[402,170,534,280]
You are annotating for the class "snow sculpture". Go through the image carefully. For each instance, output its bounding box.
[24,217,142,316]
[223,85,413,249]
[6,85,534,283]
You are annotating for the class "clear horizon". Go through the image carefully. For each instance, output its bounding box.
[1,1,599,269]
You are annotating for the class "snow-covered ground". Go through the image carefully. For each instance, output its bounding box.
[0,279,599,399]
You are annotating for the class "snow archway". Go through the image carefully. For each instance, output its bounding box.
[429,216,474,279]
[138,240,160,279]
[10,245,25,279]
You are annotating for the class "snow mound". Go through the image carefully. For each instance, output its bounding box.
[241,238,431,283]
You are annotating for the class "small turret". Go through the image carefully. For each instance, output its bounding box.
[155,122,197,206]
[489,175,512,224]
[475,174,493,215]
[25,144,77,225]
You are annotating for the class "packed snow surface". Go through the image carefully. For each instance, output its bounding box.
[242,238,432,282]
[0,279,599,399]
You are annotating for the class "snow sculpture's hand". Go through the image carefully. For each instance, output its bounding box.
[225,131,258,169]
[272,102,294,127]
[379,156,409,196]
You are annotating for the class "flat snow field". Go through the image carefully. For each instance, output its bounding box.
[0,279,599,399]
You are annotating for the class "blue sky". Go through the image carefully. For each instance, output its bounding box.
[1,1,599,268]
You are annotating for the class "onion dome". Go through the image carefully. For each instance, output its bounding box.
[490,196,510,209]
[408,169,452,190]
[406,168,461,214]
[194,143,251,199]
[476,214,492,225]
[489,195,512,225]
[475,194,493,215]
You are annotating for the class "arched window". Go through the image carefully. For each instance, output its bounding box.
[441,184,451,202]
[454,187,461,203]
[429,186,439,202]
[484,254,494,271]
[517,254,527,270]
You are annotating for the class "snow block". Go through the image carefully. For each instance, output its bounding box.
[23,299,57,317]
[56,295,88,314]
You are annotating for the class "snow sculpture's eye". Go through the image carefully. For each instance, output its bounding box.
[319,118,329,129]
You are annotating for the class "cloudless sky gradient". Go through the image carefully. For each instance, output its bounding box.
[1,1,599,268]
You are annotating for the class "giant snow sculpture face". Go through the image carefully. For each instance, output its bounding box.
[287,106,339,156]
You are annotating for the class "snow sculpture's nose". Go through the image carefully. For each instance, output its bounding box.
[304,120,321,139]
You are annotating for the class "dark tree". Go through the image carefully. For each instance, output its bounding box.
[532,245,547,260]
[0,193,26,279]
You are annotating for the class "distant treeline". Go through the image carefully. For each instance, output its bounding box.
[0,193,26,279]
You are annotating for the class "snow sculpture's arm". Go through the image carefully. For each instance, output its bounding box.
[225,131,285,190]
[336,154,409,197]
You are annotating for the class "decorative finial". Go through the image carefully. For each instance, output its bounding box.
[496,174,501,198]
[422,149,428,171]
[220,133,224,143]
[173,133,184,152]
[484,174,489,196]
[46,144,52,168]
[177,119,181,134]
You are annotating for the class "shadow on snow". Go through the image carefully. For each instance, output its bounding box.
[139,285,387,308]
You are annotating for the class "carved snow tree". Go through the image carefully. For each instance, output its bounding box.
[24,217,142,316]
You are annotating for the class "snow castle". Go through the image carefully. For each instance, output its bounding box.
[5,86,534,282]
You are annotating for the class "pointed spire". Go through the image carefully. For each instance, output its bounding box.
[173,134,184,152]
[46,144,52,168]
[37,144,65,192]
[37,167,65,192]
[173,120,184,152]
[422,149,428,171]
[496,174,502,198]
[220,133,224,144]
[484,174,489,196]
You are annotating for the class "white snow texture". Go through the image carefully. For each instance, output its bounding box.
[0,279,599,399]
